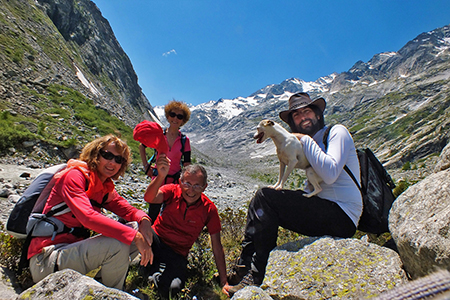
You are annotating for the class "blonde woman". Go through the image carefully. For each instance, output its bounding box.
[28,134,153,290]
[139,100,192,184]
[139,100,192,220]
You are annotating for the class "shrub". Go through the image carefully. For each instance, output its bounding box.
[402,161,411,171]
[0,223,33,289]
[0,228,23,272]
[393,179,411,198]
[219,207,247,267]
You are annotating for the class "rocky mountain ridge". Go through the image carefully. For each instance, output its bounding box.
[1,0,449,187]
[0,0,155,130]
[154,24,450,180]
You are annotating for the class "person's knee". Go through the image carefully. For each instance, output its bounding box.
[254,187,277,202]
[103,238,131,264]
[250,187,277,216]
[251,188,268,207]
[255,187,267,198]
[107,237,129,250]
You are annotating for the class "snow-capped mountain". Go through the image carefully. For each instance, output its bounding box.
[155,74,335,124]
[155,24,450,171]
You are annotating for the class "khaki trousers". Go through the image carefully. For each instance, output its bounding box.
[30,223,139,290]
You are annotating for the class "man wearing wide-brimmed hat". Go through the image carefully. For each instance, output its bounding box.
[226,92,362,295]
[279,92,326,136]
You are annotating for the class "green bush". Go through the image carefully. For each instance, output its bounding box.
[0,224,33,288]
[0,112,35,151]
[402,161,411,171]
[393,179,411,198]
[219,207,247,266]
[0,228,23,272]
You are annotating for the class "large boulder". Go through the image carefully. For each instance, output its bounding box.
[389,168,450,279]
[231,286,273,300]
[259,236,407,299]
[17,269,138,300]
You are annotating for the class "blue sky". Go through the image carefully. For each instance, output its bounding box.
[92,0,450,107]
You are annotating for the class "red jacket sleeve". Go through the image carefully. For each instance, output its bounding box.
[103,189,148,223]
[55,169,140,245]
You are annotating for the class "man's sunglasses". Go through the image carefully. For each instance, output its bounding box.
[99,150,125,164]
[169,111,184,120]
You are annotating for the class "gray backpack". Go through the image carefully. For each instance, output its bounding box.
[6,164,68,239]
[6,164,106,274]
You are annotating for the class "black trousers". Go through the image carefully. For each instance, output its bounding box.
[239,187,356,284]
[140,235,187,298]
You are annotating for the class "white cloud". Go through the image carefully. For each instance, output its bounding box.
[162,49,177,57]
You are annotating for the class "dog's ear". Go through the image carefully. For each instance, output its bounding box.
[262,119,275,127]
[262,120,275,126]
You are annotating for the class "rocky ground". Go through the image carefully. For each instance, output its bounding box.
[0,158,264,299]
[0,153,440,299]
[0,158,263,224]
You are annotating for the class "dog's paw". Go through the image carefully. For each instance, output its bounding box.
[303,190,320,198]
[268,184,283,190]
[303,192,315,198]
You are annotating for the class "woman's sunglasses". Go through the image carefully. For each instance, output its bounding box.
[169,111,184,120]
[99,150,125,164]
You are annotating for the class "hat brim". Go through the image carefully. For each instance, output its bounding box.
[279,97,326,123]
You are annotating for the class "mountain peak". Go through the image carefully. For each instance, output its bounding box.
[178,23,450,171]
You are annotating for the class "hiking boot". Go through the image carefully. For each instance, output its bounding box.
[227,271,256,296]
[227,263,249,285]
[130,289,150,300]
[147,262,166,289]
[148,271,162,289]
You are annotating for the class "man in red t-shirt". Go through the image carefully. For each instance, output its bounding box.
[141,157,230,298]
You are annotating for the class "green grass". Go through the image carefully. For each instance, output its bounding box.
[0,83,142,161]
[250,165,307,190]
[331,89,450,150]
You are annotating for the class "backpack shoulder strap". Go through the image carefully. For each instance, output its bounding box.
[147,130,166,165]
[91,193,109,208]
[344,165,362,192]
[180,133,186,154]
[323,125,333,151]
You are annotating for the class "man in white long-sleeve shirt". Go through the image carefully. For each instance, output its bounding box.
[226,93,363,295]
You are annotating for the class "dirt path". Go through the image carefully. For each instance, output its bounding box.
[0,163,42,183]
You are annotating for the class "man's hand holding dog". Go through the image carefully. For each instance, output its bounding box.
[292,133,306,141]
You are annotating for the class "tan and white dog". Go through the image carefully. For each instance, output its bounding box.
[253,119,323,197]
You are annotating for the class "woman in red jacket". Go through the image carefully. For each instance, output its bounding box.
[28,134,154,290]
